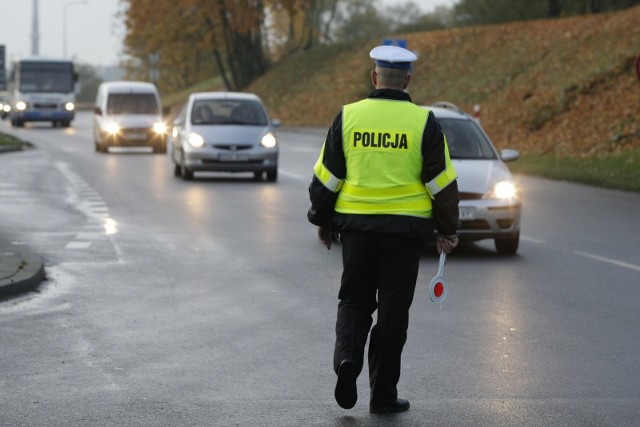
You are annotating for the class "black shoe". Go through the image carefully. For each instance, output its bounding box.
[334,360,358,409]
[370,398,410,414]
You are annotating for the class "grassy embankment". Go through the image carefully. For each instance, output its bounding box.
[247,6,640,192]
[3,6,639,191]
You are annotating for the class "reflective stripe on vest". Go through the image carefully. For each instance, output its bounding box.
[335,99,432,218]
[426,140,457,197]
[313,143,344,192]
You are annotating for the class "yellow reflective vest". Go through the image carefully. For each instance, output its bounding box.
[313,98,457,219]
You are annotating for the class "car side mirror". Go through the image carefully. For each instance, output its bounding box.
[271,118,281,128]
[500,149,520,162]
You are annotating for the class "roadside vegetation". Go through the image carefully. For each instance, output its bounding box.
[148,4,640,192]
[508,149,640,192]
[4,1,639,193]
[0,132,30,150]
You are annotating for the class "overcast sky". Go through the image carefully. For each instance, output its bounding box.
[0,0,456,68]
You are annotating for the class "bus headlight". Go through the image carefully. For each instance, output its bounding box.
[65,102,75,111]
[16,101,27,111]
[153,122,167,134]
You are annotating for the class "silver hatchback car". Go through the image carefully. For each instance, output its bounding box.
[426,102,522,254]
[171,92,280,181]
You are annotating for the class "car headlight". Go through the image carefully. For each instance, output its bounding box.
[153,122,167,134]
[485,181,517,199]
[65,102,75,111]
[16,101,27,111]
[2,105,10,113]
[104,122,120,135]
[188,132,204,147]
[261,132,277,148]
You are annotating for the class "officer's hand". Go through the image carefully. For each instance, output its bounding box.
[436,233,459,254]
[318,225,333,250]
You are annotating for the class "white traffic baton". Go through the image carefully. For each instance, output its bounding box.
[429,251,448,303]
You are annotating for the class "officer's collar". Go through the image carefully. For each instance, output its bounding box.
[368,88,412,103]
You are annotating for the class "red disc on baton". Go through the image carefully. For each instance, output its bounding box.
[434,281,444,298]
[429,252,448,303]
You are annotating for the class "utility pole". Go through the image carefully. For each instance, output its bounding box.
[31,0,40,56]
[63,1,87,58]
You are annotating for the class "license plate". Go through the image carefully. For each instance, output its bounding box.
[219,153,249,161]
[126,132,147,140]
[459,207,476,220]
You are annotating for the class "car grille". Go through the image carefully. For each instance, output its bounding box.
[213,144,253,150]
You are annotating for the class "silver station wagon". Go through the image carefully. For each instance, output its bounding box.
[426,102,522,254]
[170,92,280,181]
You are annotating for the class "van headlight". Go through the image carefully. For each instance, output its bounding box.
[104,122,120,135]
[65,102,75,111]
[16,101,27,111]
[188,132,204,147]
[260,132,277,148]
[153,122,167,134]
[485,181,517,199]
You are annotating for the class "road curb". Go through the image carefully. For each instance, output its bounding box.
[0,249,46,300]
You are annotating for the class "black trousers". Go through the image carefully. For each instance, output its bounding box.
[333,231,421,406]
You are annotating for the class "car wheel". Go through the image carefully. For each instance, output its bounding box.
[180,155,193,180]
[173,163,182,177]
[495,231,519,255]
[266,169,277,182]
[253,171,263,181]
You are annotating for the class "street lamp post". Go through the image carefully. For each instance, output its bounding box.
[63,0,87,58]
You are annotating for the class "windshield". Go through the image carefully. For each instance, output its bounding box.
[18,62,74,93]
[191,99,267,125]
[438,118,498,160]
[107,93,159,115]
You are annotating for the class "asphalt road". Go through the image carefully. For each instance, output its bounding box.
[1,112,639,426]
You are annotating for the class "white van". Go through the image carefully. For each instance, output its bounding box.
[93,81,167,153]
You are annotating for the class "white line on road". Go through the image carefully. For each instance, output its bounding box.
[575,251,640,272]
[66,242,92,249]
[521,235,544,244]
[279,169,305,180]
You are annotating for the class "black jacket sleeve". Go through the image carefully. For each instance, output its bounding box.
[307,111,346,226]
[421,111,460,236]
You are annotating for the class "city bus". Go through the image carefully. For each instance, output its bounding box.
[8,57,78,128]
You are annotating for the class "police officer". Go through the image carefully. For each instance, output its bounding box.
[307,45,460,413]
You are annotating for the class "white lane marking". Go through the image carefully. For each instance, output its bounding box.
[66,242,92,249]
[521,235,544,244]
[287,146,321,153]
[279,169,305,180]
[575,251,640,272]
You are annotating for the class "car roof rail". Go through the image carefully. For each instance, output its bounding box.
[431,101,464,114]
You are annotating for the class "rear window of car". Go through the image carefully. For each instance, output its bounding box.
[107,93,159,115]
[191,99,268,126]
[438,118,497,160]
